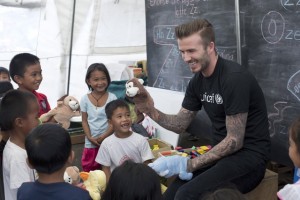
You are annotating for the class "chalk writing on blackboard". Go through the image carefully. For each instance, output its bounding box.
[268,102,291,137]
[148,0,210,17]
[287,70,300,101]
[153,25,176,45]
[152,25,188,91]
[261,11,285,44]
[280,0,300,12]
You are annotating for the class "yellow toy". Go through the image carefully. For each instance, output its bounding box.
[153,144,159,151]
[80,170,106,200]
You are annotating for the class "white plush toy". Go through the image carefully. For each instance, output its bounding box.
[64,166,81,186]
[125,78,145,123]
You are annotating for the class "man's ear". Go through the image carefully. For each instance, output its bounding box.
[208,41,215,54]
[26,158,34,169]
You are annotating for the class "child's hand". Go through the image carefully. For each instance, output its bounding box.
[96,135,105,144]
[88,137,100,146]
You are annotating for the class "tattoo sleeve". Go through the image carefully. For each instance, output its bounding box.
[187,112,248,172]
[153,108,198,134]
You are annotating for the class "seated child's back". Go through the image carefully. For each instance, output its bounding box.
[17,123,91,200]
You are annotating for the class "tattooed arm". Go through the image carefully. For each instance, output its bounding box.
[187,112,248,172]
[151,107,198,134]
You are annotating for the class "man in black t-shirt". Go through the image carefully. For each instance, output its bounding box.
[136,18,270,200]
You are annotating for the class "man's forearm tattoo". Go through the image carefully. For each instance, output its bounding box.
[187,112,248,172]
[154,108,197,133]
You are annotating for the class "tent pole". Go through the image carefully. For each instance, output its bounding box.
[235,0,241,64]
[66,0,76,95]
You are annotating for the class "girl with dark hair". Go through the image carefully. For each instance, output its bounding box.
[102,160,163,200]
[80,63,117,172]
[278,117,300,200]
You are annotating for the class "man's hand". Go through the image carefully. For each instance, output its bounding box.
[127,78,159,120]
[148,155,193,181]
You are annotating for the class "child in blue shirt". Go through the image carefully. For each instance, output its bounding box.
[80,63,117,172]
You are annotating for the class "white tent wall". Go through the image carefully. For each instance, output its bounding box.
[0,0,146,107]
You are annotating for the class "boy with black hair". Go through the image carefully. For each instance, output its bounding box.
[0,90,40,200]
[0,82,14,200]
[95,99,154,182]
[0,66,10,81]
[9,53,51,116]
[17,123,92,200]
[0,81,13,99]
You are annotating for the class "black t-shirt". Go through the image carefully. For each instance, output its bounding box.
[182,56,270,161]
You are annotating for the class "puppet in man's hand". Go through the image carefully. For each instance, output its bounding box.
[148,155,193,181]
[40,95,81,129]
[125,78,159,121]
[125,78,145,123]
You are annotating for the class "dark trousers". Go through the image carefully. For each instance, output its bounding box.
[163,150,267,200]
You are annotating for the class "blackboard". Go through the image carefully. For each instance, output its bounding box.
[240,0,300,167]
[145,0,237,91]
[146,0,300,167]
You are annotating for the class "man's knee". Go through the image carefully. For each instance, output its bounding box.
[174,184,200,200]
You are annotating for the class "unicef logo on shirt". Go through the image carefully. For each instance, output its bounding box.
[215,94,223,104]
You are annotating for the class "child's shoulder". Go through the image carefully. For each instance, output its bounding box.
[107,92,117,100]
[131,132,147,139]
[62,183,91,198]
[278,182,300,199]
[125,132,148,143]
[4,139,24,151]
[3,140,25,157]
[104,134,115,142]
[19,182,91,200]
[32,90,48,99]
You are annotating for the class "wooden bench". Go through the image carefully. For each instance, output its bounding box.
[244,169,278,200]
[70,132,85,171]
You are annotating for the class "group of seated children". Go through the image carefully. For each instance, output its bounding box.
[0,93,162,200]
[0,53,162,200]
[2,52,300,200]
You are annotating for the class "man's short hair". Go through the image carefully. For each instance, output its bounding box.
[0,90,36,131]
[105,99,129,120]
[25,123,72,174]
[9,53,40,84]
[175,18,215,48]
